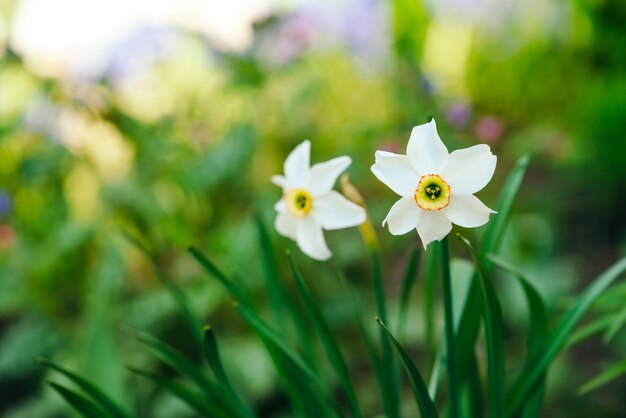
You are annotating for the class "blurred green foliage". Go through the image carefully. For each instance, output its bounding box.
[1,0,626,416]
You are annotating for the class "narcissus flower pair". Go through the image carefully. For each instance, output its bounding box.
[273,119,497,259]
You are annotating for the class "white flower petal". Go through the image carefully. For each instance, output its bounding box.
[371,151,419,196]
[275,212,298,240]
[312,191,366,230]
[383,196,424,235]
[416,211,452,249]
[284,140,311,189]
[443,144,496,194]
[308,156,351,197]
[274,198,286,213]
[296,216,332,261]
[444,194,495,228]
[271,175,286,188]
[406,119,449,176]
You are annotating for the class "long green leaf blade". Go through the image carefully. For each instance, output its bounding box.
[236,303,340,418]
[123,327,244,417]
[488,255,548,418]
[124,232,204,353]
[377,319,439,418]
[48,382,110,418]
[456,155,530,374]
[369,250,400,418]
[507,256,626,416]
[288,254,362,418]
[188,246,252,306]
[578,358,626,395]
[202,326,231,388]
[128,368,231,418]
[398,248,420,336]
[458,235,505,418]
[256,217,318,370]
[40,359,130,418]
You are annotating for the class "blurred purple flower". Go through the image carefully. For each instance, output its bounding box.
[0,190,12,217]
[446,102,472,129]
[474,115,504,142]
[257,0,389,68]
[23,97,63,142]
[105,25,176,85]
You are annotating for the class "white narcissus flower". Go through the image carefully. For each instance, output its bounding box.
[371,119,497,249]
[273,140,367,261]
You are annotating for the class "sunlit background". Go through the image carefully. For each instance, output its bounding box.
[1,0,626,416]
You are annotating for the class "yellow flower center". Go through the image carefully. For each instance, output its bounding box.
[414,174,451,211]
[285,188,313,217]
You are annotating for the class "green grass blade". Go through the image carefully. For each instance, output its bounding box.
[188,246,252,306]
[288,255,362,418]
[398,248,420,336]
[255,214,289,331]
[40,359,130,418]
[124,232,204,353]
[256,217,318,370]
[603,304,626,343]
[427,349,444,399]
[377,319,439,418]
[507,256,626,416]
[369,249,400,418]
[440,237,460,418]
[578,358,626,395]
[568,316,615,348]
[458,235,505,418]
[202,326,232,388]
[48,382,110,418]
[481,154,530,257]
[455,155,530,389]
[128,368,231,418]
[236,303,340,418]
[334,268,390,415]
[488,255,548,418]
[423,247,438,362]
[123,327,245,416]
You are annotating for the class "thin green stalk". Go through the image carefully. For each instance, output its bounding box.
[424,245,438,364]
[370,250,400,418]
[440,237,459,418]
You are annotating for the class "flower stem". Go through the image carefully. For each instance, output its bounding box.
[440,237,459,418]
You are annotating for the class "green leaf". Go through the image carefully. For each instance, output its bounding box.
[128,367,231,418]
[123,327,245,417]
[369,249,400,418]
[507,256,626,416]
[455,155,529,395]
[256,217,318,370]
[202,326,231,388]
[39,359,130,418]
[288,254,362,418]
[236,303,340,418]
[398,248,420,336]
[123,232,203,353]
[48,382,109,418]
[439,238,460,418]
[376,319,439,418]
[188,246,252,306]
[578,358,626,395]
[603,304,626,343]
[488,255,548,418]
[458,235,505,418]
[423,247,438,362]
[568,316,615,348]
[481,154,530,258]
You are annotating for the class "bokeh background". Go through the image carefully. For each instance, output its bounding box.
[1,0,625,416]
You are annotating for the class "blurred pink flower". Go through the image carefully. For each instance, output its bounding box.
[474,115,504,142]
